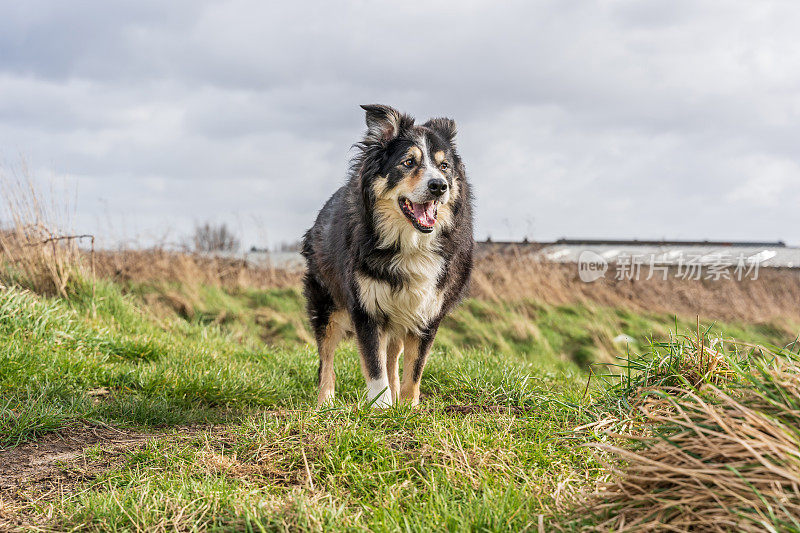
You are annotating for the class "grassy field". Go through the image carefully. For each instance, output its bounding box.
[2,272,799,531]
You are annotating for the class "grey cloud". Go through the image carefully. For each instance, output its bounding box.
[1,0,799,247]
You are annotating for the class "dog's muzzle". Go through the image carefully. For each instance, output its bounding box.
[399,197,439,233]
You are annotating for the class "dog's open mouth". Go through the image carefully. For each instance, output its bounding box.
[399,197,438,233]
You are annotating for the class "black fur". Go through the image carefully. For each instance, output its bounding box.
[302,104,474,402]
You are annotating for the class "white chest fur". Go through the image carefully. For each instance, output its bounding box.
[356,248,445,335]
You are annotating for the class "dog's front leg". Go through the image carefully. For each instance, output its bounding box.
[352,308,392,408]
[386,338,403,402]
[400,323,439,406]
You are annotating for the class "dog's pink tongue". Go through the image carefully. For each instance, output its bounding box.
[412,202,436,227]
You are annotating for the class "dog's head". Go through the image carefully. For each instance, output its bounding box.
[357,104,464,245]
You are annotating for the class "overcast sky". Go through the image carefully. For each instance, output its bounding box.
[1,1,799,248]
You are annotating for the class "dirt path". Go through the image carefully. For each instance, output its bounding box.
[0,423,223,530]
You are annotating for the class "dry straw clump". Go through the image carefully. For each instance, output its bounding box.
[0,171,92,297]
[578,354,800,532]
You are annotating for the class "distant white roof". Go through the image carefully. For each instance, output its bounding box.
[531,244,800,268]
[217,243,800,270]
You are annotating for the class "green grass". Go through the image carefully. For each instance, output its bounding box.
[1,278,798,531]
[131,280,794,367]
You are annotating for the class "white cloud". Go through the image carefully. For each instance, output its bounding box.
[725,155,800,207]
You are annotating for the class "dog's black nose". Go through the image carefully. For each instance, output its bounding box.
[428,178,448,197]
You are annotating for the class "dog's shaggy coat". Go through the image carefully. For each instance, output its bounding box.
[302,105,473,407]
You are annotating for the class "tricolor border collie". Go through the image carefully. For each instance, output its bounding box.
[302,104,474,407]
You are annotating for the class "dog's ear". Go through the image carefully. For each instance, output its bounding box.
[361,104,408,144]
[424,117,457,145]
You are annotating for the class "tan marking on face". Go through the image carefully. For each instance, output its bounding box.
[371,175,384,196]
[409,168,425,188]
[371,178,407,238]
[433,151,445,164]
[403,146,424,188]
[436,202,453,229]
[448,175,460,202]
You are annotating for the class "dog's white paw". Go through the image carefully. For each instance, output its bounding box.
[366,379,393,408]
[316,389,335,409]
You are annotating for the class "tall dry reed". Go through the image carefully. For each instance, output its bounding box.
[0,169,92,297]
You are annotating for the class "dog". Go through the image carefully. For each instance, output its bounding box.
[302,104,474,408]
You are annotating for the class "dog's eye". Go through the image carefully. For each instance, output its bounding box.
[402,158,415,168]
[439,161,450,171]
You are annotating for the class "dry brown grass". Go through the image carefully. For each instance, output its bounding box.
[8,236,800,331]
[0,173,93,297]
[5,228,800,330]
[93,248,302,291]
[574,357,800,532]
[3,172,800,328]
[84,248,800,330]
[473,252,800,325]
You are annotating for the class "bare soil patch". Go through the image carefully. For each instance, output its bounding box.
[0,423,224,530]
